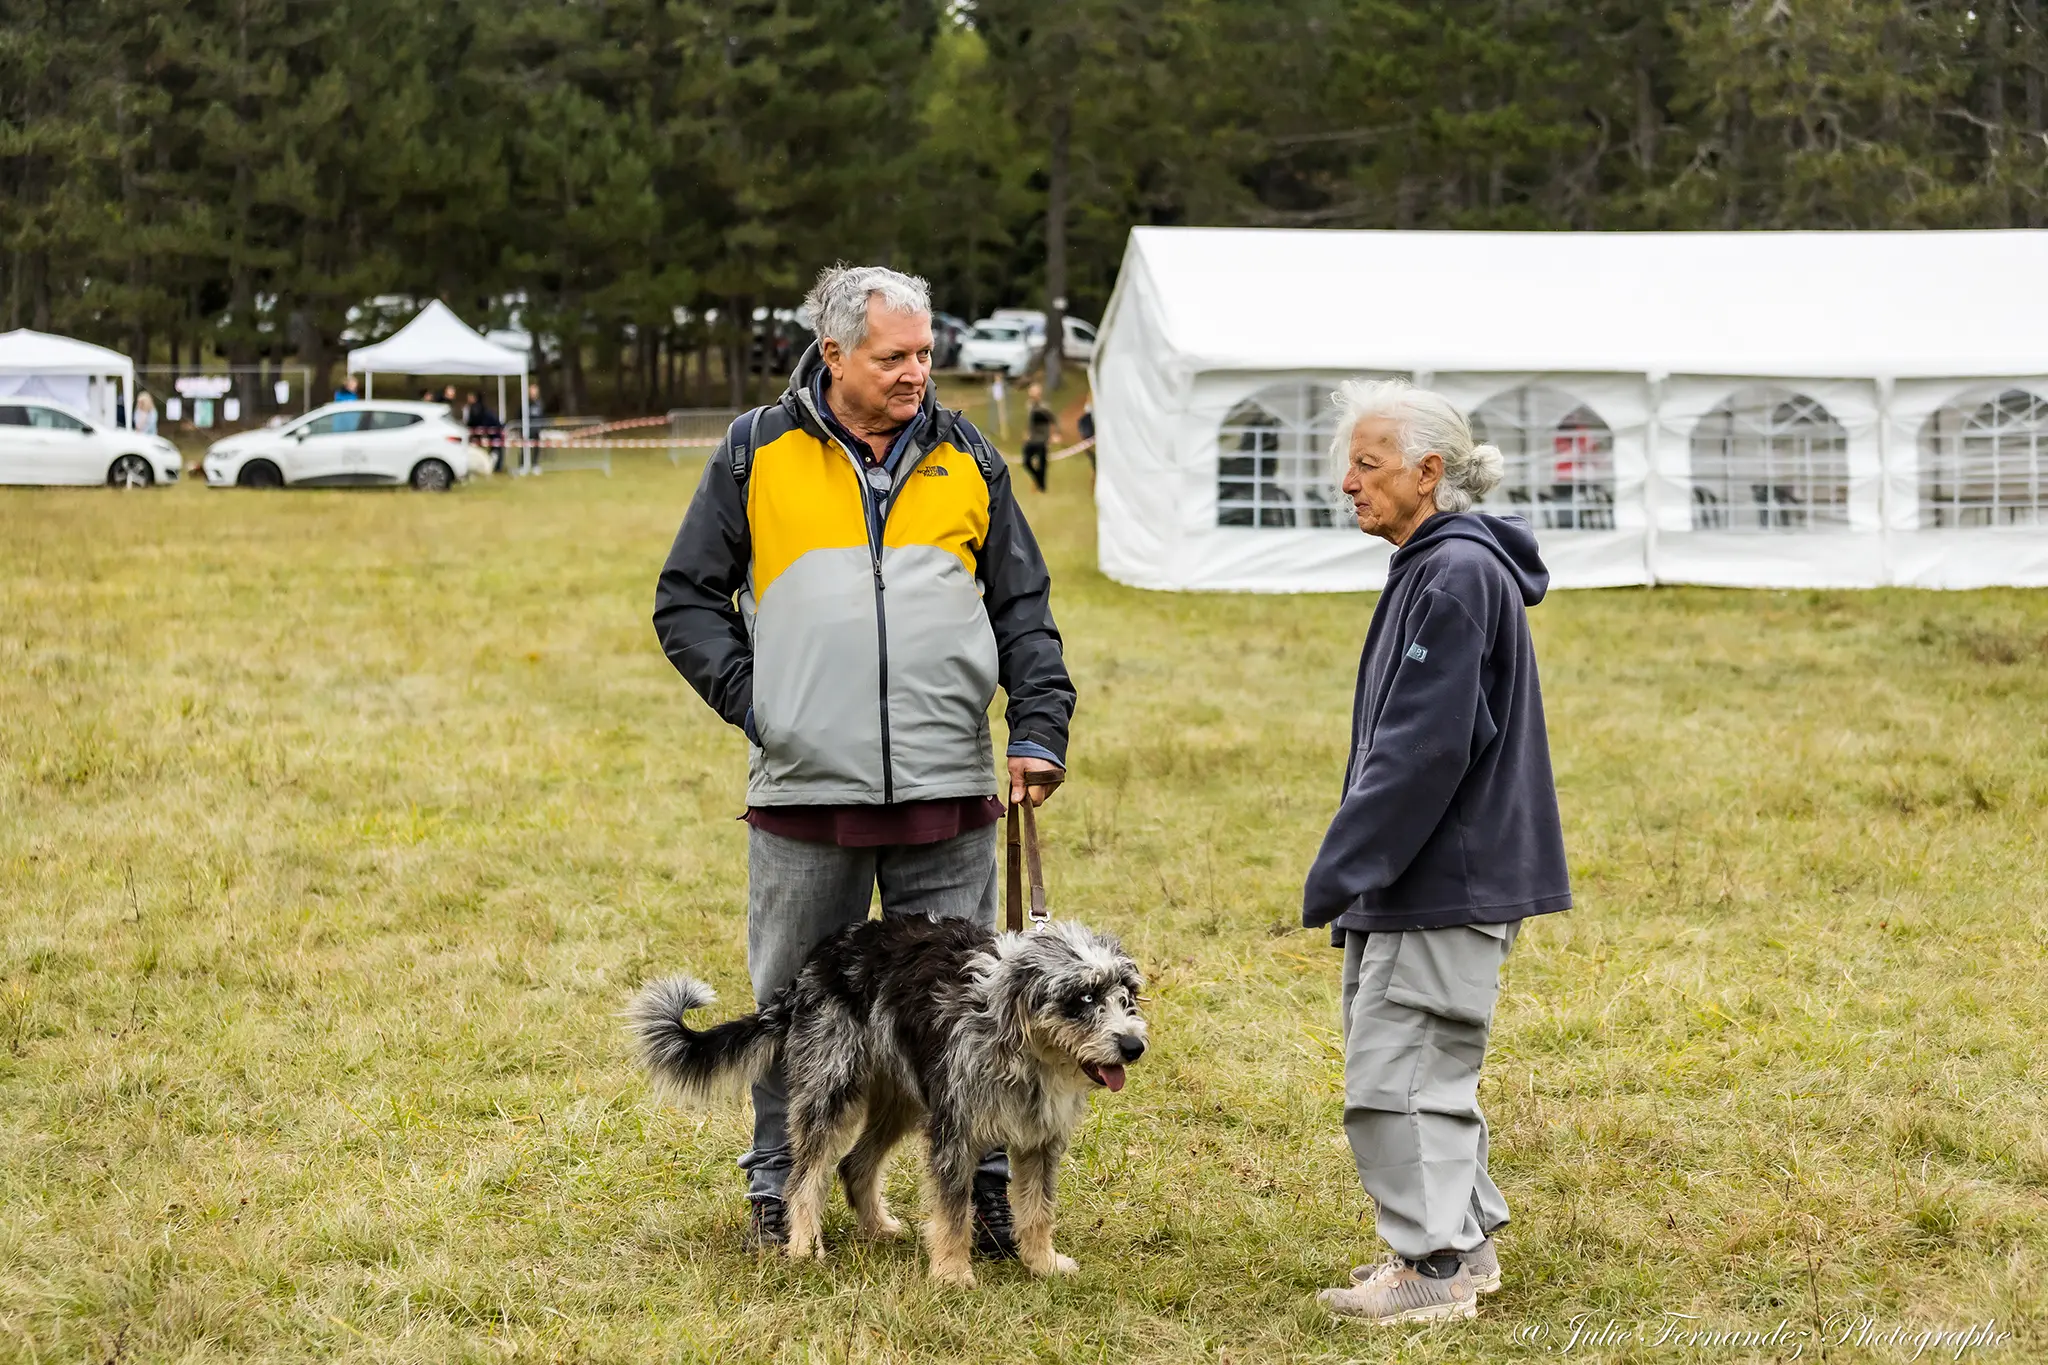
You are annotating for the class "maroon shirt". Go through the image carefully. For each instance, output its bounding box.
[745,797,1005,848]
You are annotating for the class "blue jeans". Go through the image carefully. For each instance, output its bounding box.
[740,823,1007,1201]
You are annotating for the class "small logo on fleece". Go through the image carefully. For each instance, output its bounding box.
[918,464,950,477]
[1405,642,1429,663]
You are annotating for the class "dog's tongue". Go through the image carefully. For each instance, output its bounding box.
[1097,1063,1126,1092]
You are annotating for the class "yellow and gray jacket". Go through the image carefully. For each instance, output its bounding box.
[653,345,1074,806]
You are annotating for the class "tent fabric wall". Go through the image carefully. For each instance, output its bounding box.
[1092,228,2048,592]
[1882,377,2048,588]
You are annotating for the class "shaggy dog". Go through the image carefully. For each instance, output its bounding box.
[629,916,1147,1286]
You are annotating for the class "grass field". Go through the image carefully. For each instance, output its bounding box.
[3,453,2046,1364]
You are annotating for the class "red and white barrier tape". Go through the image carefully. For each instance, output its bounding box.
[498,431,1098,461]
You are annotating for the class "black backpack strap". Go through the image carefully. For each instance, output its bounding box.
[726,406,762,494]
[946,412,1005,482]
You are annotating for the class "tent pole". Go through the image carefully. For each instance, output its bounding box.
[496,374,507,474]
[121,372,132,429]
[365,372,373,400]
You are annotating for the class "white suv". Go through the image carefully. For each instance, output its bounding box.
[0,398,182,487]
[203,401,472,490]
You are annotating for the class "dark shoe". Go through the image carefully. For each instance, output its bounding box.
[744,1196,788,1253]
[971,1175,1018,1260]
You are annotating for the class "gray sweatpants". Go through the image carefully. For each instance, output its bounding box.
[1340,921,1521,1260]
[739,823,1004,1201]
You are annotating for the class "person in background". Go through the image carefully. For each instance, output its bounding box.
[465,390,505,472]
[1022,382,1058,492]
[334,376,360,403]
[133,392,159,437]
[989,370,1007,437]
[420,387,438,402]
[442,384,461,421]
[1303,379,1570,1327]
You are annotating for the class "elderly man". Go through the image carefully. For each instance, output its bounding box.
[1303,379,1571,1325]
[652,264,1073,1254]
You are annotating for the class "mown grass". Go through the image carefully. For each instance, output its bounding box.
[2,454,2045,1363]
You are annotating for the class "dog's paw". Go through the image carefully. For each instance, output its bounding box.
[1025,1251,1079,1277]
[928,1262,977,1289]
[862,1214,907,1240]
[784,1240,822,1262]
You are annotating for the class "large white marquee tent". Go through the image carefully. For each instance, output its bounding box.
[1090,227,2048,591]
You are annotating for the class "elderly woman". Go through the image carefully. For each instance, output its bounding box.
[1303,379,1572,1326]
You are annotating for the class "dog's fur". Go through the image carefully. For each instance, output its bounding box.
[629,916,1146,1285]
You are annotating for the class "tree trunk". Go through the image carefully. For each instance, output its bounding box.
[1042,90,1071,394]
[1985,0,2012,224]
[726,297,749,411]
[562,302,585,416]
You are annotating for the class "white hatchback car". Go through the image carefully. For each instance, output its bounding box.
[0,397,182,488]
[959,321,1036,377]
[202,401,472,491]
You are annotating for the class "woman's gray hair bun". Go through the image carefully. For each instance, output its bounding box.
[1329,378,1505,513]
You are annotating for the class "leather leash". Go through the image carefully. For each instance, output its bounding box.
[1005,775,1064,932]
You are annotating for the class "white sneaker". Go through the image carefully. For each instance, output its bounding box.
[1352,1238,1500,1294]
[1319,1261,1479,1325]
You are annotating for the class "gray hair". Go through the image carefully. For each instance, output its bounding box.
[804,263,931,353]
[1329,378,1504,513]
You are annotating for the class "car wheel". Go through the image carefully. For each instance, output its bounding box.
[409,458,454,492]
[237,460,284,489]
[107,454,154,489]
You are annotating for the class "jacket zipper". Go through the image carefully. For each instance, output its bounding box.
[805,390,939,806]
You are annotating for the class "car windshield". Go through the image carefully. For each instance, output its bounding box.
[974,326,1019,341]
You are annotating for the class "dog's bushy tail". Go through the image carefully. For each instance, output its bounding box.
[627,976,784,1105]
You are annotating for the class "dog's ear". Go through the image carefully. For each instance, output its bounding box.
[981,955,1036,1044]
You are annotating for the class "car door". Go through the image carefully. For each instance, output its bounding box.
[27,404,103,483]
[353,410,424,481]
[0,403,53,483]
[286,408,364,483]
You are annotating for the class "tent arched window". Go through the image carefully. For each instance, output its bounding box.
[1689,387,1849,530]
[1917,388,2048,527]
[1467,386,1616,530]
[1216,382,1343,528]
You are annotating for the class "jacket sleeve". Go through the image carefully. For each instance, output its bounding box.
[652,438,753,731]
[977,451,1077,765]
[1301,588,1491,925]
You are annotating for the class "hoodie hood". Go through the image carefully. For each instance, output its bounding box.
[1390,511,1550,606]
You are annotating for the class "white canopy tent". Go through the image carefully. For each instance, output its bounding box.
[347,300,531,471]
[1091,227,2048,591]
[0,329,134,427]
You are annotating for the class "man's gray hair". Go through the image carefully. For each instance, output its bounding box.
[805,263,931,353]
[1329,378,1505,513]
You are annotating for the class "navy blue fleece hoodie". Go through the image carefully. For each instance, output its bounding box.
[1302,511,1572,939]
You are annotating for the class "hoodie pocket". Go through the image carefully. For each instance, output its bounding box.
[1383,922,1519,1026]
